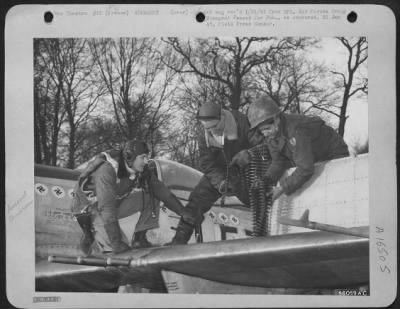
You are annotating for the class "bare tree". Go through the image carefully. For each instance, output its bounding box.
[159,71,224,167]
[34,39,67,166]
[332,37,368,136]
[252,50,339,118]
[73,117,124,167]
[89,38,178,155]
[56,38,105,168]
[35,38,106,168]
[160,88,203,168]
[165,121,201,168]
[162,37,308,110]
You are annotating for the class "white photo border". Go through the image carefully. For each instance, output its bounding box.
[5,4,397,308]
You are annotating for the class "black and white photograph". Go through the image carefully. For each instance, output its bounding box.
[33,36,370,295]
[5,4,396,308]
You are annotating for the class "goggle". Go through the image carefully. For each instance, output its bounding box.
[196,105,221,120]
[200,120,220,131]
[257,117,275,130]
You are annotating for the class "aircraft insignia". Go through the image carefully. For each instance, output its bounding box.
[219,212,229,224]
[209,211,216,220]
[35,183,48,196]
[51,186,65,198]
[230,215,239,225]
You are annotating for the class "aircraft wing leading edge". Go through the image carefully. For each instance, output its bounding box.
[36,257,165,292]
[43,228,369,292]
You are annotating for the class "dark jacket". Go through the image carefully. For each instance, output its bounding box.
[198,110,252,191]
[266,113,349,195]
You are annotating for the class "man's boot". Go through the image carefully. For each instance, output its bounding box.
[166,220,195,246]
[75,212,95,255]
[131,230,152,249]
[104,221,130,254]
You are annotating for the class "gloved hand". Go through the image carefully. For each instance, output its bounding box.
[250,177,263,190]
[251,178,283,201]
[250,175,274,190]
[218,180,233,195]
[180,208,198,226]
[230,150,250,169]
[272,186,284,201]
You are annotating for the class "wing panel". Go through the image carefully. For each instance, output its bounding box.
[36,259,165,292]
[43,230,368,291]
[127,230,368,289]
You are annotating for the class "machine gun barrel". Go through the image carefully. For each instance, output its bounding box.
[48,255,131,267]
[278,209,369,238]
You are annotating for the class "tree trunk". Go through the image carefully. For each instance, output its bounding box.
[34,88,42,163]
[40,110,50,165]
[50,88,62,166]
[338,87,350,137]
[229,56,242,111]
[229,85,241,111]
[338,70,354,137]
[67,124,76,169]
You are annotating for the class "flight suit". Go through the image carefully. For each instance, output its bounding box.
[72,152,186,253]
[265,113,349,195]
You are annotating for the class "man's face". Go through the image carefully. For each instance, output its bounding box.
[124,150,135,168]
[200,115,225,136]
[132,154,149,172]
[257,116,280,140]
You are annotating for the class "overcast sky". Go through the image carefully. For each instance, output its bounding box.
[308,37,368,153]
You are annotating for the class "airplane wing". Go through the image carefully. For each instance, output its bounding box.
[40,228,368,292]
[36,251,165,292]
[36,260,130,292]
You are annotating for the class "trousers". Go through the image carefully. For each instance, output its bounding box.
[185,175,249,226]
[91,190,160,251]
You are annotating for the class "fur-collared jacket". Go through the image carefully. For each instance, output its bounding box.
[197,109,262,191]
[71,150,183,223]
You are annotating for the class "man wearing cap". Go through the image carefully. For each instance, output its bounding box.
[168,102,261,245]
[71,140,196,254]
[246,95,349,200]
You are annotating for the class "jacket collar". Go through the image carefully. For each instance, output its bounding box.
[102,151,137,180]
[205,109,238,148]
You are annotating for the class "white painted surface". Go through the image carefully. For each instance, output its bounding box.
[270,154,369,235]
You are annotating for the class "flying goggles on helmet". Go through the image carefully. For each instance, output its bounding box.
[196,102,222,120]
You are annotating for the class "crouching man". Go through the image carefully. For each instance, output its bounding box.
[247,95,350,200]
[71,139,196,255]
[167,102,260,245]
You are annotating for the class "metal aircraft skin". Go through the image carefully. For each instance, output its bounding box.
[35,156,369,294]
